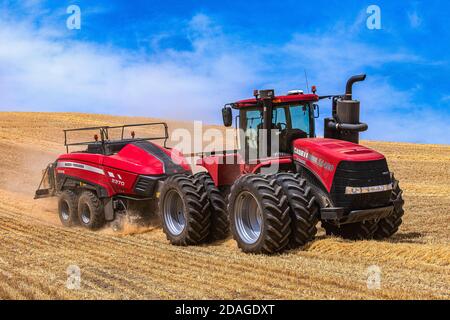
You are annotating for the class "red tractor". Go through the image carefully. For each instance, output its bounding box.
[35,74,405,254]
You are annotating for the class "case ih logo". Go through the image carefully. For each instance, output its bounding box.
[293,147,335,171]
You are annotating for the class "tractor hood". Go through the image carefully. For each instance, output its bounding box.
[292,138,386,191]
[293,138,385,163]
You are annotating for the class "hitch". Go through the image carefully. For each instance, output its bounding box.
[34,163,57,199]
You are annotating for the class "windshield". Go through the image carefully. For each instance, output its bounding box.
[240,103,314,159]
[272,104,313,137]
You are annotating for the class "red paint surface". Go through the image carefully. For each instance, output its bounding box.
[197,154,293,187]
[57,142,190,196]
[293,138,386,191]
[197,138,385,191]
[233,94,319,108]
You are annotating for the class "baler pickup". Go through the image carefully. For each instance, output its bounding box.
[34,163,56,199]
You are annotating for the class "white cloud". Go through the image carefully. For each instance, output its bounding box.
[0,7,447,144]
[282,33,419,91]
[0,13,259,122]
[277,33,448,144]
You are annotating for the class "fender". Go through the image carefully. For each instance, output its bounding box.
[56,173,112,198]
[250,157,293,174]
[294,161,333,208]
[293,160,328,193]
[57,174,115,222]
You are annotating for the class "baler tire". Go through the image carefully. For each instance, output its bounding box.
[273,173,319,248]
[77,191,106,230]
[159,174,211,246]
[374,178,405,239]
[194,172,229,241]
[228,174,291,254]
[58,190,79,227]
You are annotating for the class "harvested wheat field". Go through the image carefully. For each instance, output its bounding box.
[0,112,449,300]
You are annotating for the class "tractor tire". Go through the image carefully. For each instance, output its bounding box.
[228,174,291,254]
[273,173,319,248]
[159,174,211,246]
[58,190,79,227]
[322,220,378,240]
[374,178,405,239]
[77,191,106,230]
[194,172,229,241]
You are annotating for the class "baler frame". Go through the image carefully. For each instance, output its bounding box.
[63,122,170,153]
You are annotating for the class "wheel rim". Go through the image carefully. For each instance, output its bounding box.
[81,203,91,224]
[60,201,70,221]
[234,191,263,244]
[163,189,186,236]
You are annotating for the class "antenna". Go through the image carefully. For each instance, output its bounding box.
[304,69,310,93]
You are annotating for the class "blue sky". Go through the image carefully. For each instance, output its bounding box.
[0,0,449,144]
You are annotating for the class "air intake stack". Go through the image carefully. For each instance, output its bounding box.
[324,74,368,144]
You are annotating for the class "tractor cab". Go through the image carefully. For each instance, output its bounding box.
[222,75,370,162]
[223,89,319,160]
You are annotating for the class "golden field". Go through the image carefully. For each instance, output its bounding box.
[0,112,449,300]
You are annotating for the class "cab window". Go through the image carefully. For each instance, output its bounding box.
[272,107,288,129]
[289,104,312,137]
[244,110,263,149]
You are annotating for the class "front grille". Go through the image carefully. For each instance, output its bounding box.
[331,159,392,211]
[133,176,161,196]
[135,179,150,193]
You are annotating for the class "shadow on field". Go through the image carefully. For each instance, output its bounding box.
[388,232,425,243]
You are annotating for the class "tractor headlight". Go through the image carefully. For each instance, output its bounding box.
[346,187,362,194]
[345,184,393,195]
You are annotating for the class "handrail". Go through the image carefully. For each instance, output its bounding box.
[63,122,169,153]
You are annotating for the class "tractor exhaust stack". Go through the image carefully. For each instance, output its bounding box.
[324,74,368,144]
[344,74,367,100]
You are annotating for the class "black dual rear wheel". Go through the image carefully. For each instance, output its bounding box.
[158,172,405,252]
[159,174,211,246]
[194,172,230,242]
[273,173,319,248]
[228,174,291,254]
[374,178,405,239]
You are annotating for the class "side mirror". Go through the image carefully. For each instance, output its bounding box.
[222,106,233,127]
[313,104,320,118]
